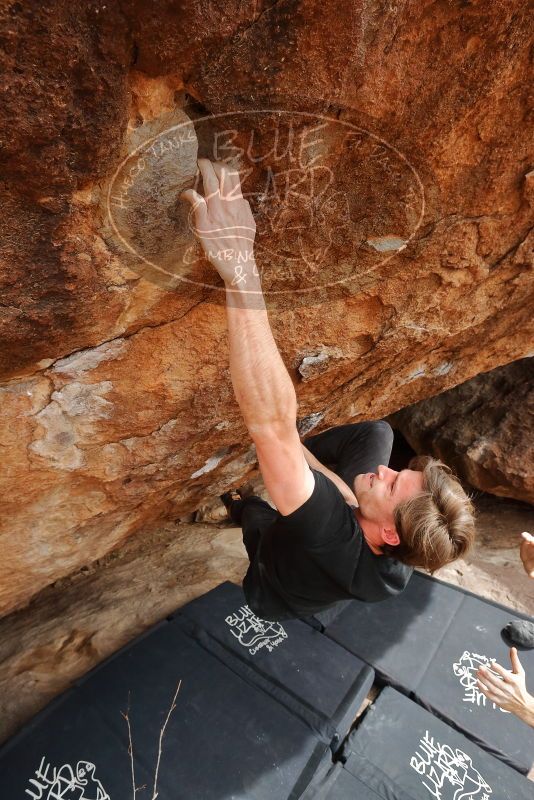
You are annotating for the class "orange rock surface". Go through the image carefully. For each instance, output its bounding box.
[0,1,532,618]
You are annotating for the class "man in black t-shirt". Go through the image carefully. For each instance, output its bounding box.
[182,158,475,623]
[227,420,416,621]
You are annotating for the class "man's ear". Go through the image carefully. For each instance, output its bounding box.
[381,526,400,547]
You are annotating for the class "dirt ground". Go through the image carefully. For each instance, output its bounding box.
[433,492,534,614]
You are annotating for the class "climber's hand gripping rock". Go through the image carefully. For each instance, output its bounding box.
[181,158,257,288]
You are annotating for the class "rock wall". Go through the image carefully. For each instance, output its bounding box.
[0,1,533,619]
[0,516,251,746]
[389,358,534,504]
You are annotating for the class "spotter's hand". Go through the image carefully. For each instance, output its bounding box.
[520,531,534,578]
[180,159,257,288]
[476,648,534,725]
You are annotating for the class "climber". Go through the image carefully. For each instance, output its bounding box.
[180,158,476,621]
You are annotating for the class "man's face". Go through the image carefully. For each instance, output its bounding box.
[354,465,424,530]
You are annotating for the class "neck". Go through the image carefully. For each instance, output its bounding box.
[353,507,384,555]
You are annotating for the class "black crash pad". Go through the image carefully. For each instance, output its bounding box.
[172,581,374,751]
[415,591,534,773]
[0,618,335,800]
[340,687,534,800]
[298,760,384,800]
[321,769,384,799]
[307,572,534,774]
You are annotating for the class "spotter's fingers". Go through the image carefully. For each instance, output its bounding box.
[476,680,502,704]
[510,647,525,675]
[490,661,514,682]
[476,679,490,695]
[477,666,506,691]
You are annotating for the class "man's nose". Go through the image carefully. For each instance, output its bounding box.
[377,464,394,480]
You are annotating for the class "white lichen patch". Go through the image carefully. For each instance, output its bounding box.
[433,360,454,376]
[365,235,407,252]
[53,340,127,376]
[190,446,233,479]
[405,365,427,383]
[298,346,345,381]
[51,382,114,418]
[300,352,329,370]
[29,381,114,470]
[219,445,258,478]
[297,412,325,436]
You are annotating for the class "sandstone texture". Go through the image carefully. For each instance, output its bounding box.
[0,1,533,619]
[390,358,534,503]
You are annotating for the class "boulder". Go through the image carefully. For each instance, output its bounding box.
[0,1,532,618]
[389,358,534,503]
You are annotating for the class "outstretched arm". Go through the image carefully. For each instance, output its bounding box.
[182,159,314,516]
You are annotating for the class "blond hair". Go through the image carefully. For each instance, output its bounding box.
[385,455,476,573]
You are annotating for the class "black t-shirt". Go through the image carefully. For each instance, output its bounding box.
[243,467,413,621]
